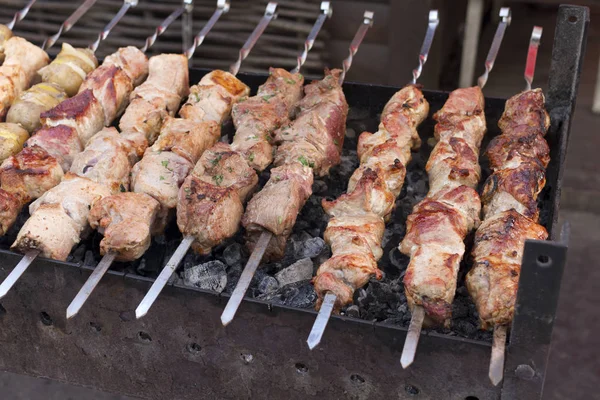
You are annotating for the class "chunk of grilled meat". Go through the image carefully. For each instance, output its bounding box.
[88,192,160,261]
[102,46,149,87]
[313,85,428,310]
[0,145,63,204]
[119,54,189,144]
[0,188,20,235]
[467,88,550,330]
[243,70,347,262]
[0,37,50,119]
[399,87,485,326]
[0,122,29,162]
[7,83,67,133]
[0,25,12,64]
[38,43,98,96]
[26,125,82,171]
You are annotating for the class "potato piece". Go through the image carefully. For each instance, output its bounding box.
[38,43,98,96]
[7,83,67,133]
[0,123,29,162]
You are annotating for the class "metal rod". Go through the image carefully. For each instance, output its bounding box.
[140,0,192,53]
[411,10,439,84]
[221,231,271,326]
[400,306,425,368]
[6,0,37,30]
[42,0,98,50]
[88,0,139,52]
[477,7,511,89]
[489,325,507,385]
[339,10,374,85]
[185,0,230,60]
[229,2,278,76]
[65,251,117,319]
[181,0,193,55]
[0,250,39,300]
[290,1,332,74]
[459,0,484,88]
[135,236,194,319]
[524,26,543,91]
[306,292,336,350]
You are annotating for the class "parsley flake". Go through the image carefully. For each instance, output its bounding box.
[298,155,314,168]
[213,174,223,186]
[161,160,169,168]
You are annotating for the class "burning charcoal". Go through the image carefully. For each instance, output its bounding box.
[345,127,356,138]
[258,276,279,295]
[345,305,360,318]
[275,258,313,287]
[69,244,86,263]
[282,280,317,308]
[454,320,477,337]
[83,250,95,267]
[222,242,244,267]
[337,151,359,177]
[312,180,328,195]
[295,237,326,259]
[183,260,227,293]
[388,248,408,270]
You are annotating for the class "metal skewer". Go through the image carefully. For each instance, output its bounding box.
[65,1,229,320]
[42,0,98,50]
[141,0,194,53]
[220,2,335,327]
[185,0,230,59]
[135,2,279,320]
[400,7,511,370]
[308,9,432,352]
[88,0,139,53]
[338,11,374,85]
[0,1,153,303]
[488,25,543,387]
[6,0,37,30]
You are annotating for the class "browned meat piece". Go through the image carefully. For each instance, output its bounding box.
[88,192,160,261]
[40,89,105,146]
[11,203,79,260]
[243,163,313,260]
[179,70,250,123]
[230,67,304,170]
[69,127,137,193]
[177,176,243,255]
[467,210,548,329]
[0,145,63,203]
[0,188,20,236]
[26,125,83,171]
[102,46,149,87]
[398,86,486,325]
[78,64,133,125]
[149,118,220,164]
[119,54,189,144]
[467,89,550,330]
[273,69,348,176]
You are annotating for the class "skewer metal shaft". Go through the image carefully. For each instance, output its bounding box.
[229,2,278,76]
[291,1,332,74]
[185,0,230,60]
[6,0,37,30]
[221,231,271,326]
[477,7,511,89]
[43,0,98,50]
[65,251,116,319]
[411,10,439,84]
[140,0,192,53]
[339,10,374,85]
[0,250,39,300]
[490,325,507,385]
[306,292,336,350]
[88,0,138,52]
[524,26,543,91]
[135,236,194,319]
[400,306,425,368]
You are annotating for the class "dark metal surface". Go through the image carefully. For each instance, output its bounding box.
[0,5,588,399]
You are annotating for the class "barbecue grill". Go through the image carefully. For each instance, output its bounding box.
[0,3,588,400]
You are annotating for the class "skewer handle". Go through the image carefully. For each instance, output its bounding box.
[88,0,138,52]
[140,0,192,53]
[524,26,543,91]
[339,10,374,85]
[6,0,37,30]
[229,2,278,76]
[411,10,439,84]
[307,292,336,350]
[290,1,332,74]
[185,0,230,60]
[0,249,39,300]
[477,7,511,89]
[135,235,194,319]
[42,0,98,50]
[181,0,194,54]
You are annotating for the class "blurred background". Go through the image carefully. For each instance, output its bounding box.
[0,0,598,398]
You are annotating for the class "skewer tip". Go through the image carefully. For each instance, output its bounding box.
[306,292,336,350]
[489,325,508,386]
[66,306,78,320]
[400,305,425,369]
[135,306,147,320]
